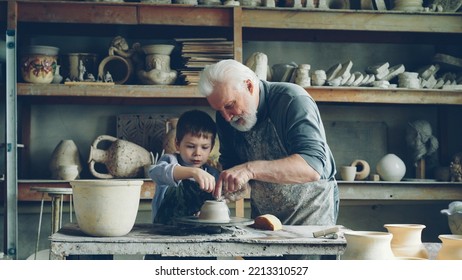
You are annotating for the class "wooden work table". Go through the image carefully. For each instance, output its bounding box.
[49,223,346,260]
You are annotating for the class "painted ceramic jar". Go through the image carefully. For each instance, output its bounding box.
[21,45,59,84]
[342,231,395,260]
[436,234,462,260]
[384,224,429,259]
[376,153,406,181]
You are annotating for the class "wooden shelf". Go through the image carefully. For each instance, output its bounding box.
[13,2,462,34]
[3,179,462,202]
[17,83,462,105]
[339,181,462,201]
[242,8,462,33]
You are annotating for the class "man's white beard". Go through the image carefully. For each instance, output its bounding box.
[230,95,258,132]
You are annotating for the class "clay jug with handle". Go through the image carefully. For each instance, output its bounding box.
[88,135,152,179]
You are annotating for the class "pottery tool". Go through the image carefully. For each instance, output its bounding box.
[313,226,340,238]
[150,152,155,164]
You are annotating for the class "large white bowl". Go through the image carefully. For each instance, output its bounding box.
[70,180,142,237]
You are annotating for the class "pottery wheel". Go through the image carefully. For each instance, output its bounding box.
[175,216,254,227]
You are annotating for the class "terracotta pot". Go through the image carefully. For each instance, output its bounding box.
[88,135,152,179]
[437,234,462,260]
[384,224,429,259]
[342,231,395,260]
[70,179,142,237]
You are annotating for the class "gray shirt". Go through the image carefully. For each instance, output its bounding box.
[217,80,336,180]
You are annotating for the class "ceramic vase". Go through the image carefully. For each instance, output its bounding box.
[21,45,59,84]
[436,234,462,260]
[376,153,406,181]
[384,224,429,259]
[70,180,143,237]
[137,44,177,85]
[88,135,152,179]
[342,231,395,260]
[162,118,179,154]
[49,140,82,180]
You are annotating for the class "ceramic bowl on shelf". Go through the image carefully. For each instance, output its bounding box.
[20,45,59,84]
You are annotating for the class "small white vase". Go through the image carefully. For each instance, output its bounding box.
[49,140,82,179]
[384,224,429,259]
[376,153,406,181]
[437,234,462,260]
[342,231,395,260]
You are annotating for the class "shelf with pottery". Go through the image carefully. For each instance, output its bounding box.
[5,180,462,202]
[17,83,462,105]
[13,1,462,34]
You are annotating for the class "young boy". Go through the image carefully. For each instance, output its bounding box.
[148,109,220,225]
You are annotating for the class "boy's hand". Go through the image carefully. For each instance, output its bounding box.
[193,168,216,193]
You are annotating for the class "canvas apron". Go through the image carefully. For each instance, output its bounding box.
[236,118,335,225]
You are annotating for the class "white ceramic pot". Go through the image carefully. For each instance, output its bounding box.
[376,153,406,181]
[384,224,429,259]
[199,200,230,223]
[437,234,462,260]
[342,231,395,260]
[70,180,143,237]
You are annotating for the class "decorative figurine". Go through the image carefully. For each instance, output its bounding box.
[450,153,462,182]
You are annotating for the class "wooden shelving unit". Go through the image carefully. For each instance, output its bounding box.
[5,1,462,201]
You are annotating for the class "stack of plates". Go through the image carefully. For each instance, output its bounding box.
[393,0,423,11]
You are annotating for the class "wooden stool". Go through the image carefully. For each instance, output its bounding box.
[30,187,73,260]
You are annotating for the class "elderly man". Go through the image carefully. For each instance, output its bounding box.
[198,59,339,226]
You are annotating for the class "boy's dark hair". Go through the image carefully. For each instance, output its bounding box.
[175,110,217,146]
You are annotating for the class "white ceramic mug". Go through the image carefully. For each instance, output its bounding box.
[340,166,356,181]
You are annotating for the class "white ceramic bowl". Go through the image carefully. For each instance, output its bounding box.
[70,180,142,237]
[198,200,230,223]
